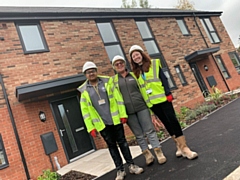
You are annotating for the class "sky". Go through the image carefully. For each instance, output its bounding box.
[1,0,239,47]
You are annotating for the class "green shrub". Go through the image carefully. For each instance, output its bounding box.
[37,169,60,180]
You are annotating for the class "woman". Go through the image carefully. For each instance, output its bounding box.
[111,55,166,165]
[129,45,198,160]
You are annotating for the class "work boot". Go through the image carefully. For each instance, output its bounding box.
[154,147,167,164]
[142,149,154,165]
[115,170,126,180]
[128,164,144,174]
[176,136,198,160]
[171,135,182,157]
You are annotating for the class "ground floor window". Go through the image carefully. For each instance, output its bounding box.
[0,134,9,169]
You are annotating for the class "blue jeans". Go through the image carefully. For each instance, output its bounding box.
[127,108,160,151]
[100,124,134,171]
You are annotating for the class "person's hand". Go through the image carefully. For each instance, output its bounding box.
[166,94,173,102]
[120,118,127,124]
[90,129,97,137]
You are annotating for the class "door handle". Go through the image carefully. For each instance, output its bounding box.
[60,129,66,136]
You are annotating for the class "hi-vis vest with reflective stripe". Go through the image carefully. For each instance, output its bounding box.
[112,72,152,108]
[77,76,127,133]
[138,59,167,107]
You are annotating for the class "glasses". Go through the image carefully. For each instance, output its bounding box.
[114,61,124,67]
[85,69,97,75]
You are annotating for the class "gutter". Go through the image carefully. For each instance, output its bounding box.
[0,74,31,180]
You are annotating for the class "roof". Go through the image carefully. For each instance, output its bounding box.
[16,74,86,102]
[0,6,222,21]
[184,47,220,63]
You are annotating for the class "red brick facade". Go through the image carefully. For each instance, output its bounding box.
[0,8,240,180]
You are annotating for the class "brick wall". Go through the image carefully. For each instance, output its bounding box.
[0,14,240,180]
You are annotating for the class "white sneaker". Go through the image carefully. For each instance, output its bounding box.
[128,164,144,174]
[115,170,126,180]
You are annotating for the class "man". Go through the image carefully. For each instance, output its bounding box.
[77,61,143,180]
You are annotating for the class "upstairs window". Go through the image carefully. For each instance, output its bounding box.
[176,19,190,35]
[228,52,240,74]
[200,18,220,44]
[136,20,176,89]
[0,134,9,169]
[96,21,130,69]
[16,22,49,54]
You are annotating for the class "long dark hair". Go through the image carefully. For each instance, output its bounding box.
[130,51,151,78]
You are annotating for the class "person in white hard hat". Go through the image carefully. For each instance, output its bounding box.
[129,45,198,160]
[78,61,143,180]
[112,55,167,166]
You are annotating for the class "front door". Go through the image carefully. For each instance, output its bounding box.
[51,96,95,162]
[190,63,209,97]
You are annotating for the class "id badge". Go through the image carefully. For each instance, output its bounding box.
[98,99,106,105]
[146,89,152,94]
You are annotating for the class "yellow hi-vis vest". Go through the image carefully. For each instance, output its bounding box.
[112,72,152,108]
[77,76,127,133]
[138,59,167,108]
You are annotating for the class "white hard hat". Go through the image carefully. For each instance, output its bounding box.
[82,61,97,73]
[129,45,144,56]
[112,55,126,65]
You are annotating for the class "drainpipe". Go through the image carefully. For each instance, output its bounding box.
[0,74,31,180]
[193,13,230,91]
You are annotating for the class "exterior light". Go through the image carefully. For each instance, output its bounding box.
[39,111,46,122]
[204,65,208,71]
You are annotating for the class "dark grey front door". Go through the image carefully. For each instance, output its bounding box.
[51,96,94,161]
[190,63,209,97]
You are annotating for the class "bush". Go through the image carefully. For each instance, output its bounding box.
[37,169,61,180]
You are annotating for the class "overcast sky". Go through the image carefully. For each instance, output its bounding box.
[1,0,239,47]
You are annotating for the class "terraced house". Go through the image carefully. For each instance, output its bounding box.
[0,6,239,180]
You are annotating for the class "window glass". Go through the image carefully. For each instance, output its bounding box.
[105,45,124,62]
[204,18,214,31]
[144,40,159,55]
[229,52,240,73]
[0,134,8,169]
[211,32,220,43]
[175,65,187,85]
[176,19,189,35]
[136,21,152,39]
[215,56,230,79]
[163,70,175,88]
[97,23,117,43]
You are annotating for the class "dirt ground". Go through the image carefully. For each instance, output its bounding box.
[59,170,96,180]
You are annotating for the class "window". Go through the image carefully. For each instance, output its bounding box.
[16,22,49,54]
[96,21,130,68]
[228,52,240,74]
[176,19,190,35]
[136,20,176,89]
[200,18,220,43]
[215,56,230,79]
[0,134,9,169]
[175,65,187,85]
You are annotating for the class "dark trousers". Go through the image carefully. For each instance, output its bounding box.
[151,101,183,138]
[100,124,134,171]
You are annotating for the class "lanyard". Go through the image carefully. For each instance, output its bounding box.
[93,85,101,99]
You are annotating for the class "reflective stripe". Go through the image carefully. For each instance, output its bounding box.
[152,60,157,78]
[80,98,86,102]
[117,101,124,105]
[149,93,166,100]
[111,110,119,117]
[139,84,146,88]
[83,113,90,119]
[109,94,113,99]
[92,118,100,123]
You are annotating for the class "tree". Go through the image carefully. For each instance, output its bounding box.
[175,0,195,10]
[121,0,151,8]
[121,0,137,8]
